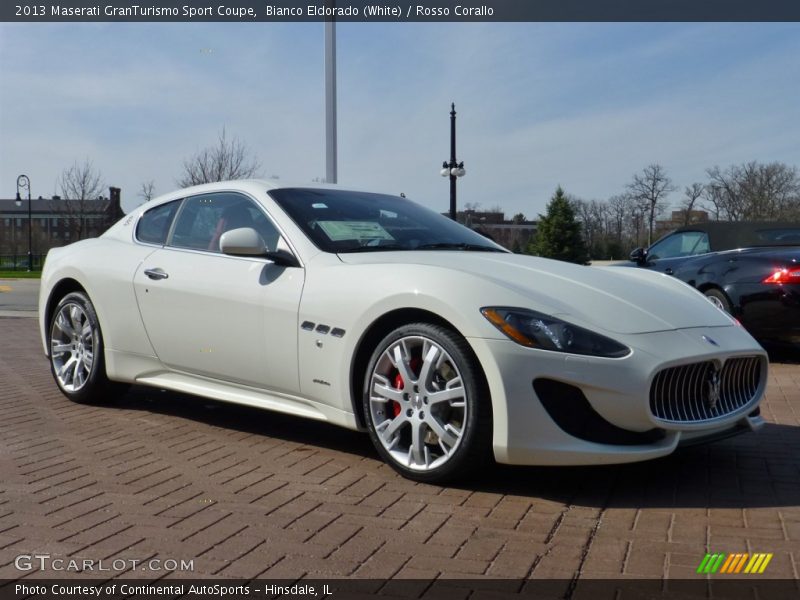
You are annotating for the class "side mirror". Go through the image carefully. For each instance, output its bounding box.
[265,236,301,268]
[264,249,300,268]
[220,227,266,256]
[629,247,648,264]
[220,228,300,267]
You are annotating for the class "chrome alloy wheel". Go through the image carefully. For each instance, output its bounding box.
[707,295,726,310]
[50,302,96,392]
[368,335,467,471]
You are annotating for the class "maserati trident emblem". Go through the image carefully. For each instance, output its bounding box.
[702,335,719,346]
[706,368,722,410]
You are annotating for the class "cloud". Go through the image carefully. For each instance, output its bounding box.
[1,22,799,216]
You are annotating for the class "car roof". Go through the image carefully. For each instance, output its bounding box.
[145,179,397,209]
[671,221,800,250]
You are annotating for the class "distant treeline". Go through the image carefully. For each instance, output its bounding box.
[512,161,800,261]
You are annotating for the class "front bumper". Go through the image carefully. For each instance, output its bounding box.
[678,411,765,446]
[467,324,768,466]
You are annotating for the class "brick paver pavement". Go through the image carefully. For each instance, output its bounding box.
[0,317,798,581]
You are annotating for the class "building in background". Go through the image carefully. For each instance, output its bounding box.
[453,209,538,252]
[0,187,124,268]
[653,209,710,239]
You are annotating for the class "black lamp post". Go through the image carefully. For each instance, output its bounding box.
[15,174,32,272]
[440,103,466,220]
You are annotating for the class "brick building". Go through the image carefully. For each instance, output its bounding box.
[454,209,538,252]
[653,209,710,239]
[0,187,124,267]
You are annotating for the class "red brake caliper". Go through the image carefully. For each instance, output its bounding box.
[390,373,403,417]
[389,357,421,418]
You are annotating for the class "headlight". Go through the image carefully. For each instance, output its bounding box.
[481,307,630,358]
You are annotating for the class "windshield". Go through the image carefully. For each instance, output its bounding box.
[268,188,507,254]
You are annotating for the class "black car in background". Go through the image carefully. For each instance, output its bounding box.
[623,221,800,346]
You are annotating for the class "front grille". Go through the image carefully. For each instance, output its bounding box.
[649,356,762,423]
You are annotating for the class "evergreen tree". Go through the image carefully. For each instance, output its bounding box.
[530,187,589,264]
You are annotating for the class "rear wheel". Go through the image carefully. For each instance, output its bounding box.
[49,291,120,404]
[704,288,732,314]
[363,323,491,483]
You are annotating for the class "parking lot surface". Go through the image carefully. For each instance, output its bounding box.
[1,317,799,582]
[0,279,38,318]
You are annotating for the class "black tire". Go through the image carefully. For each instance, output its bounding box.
[362,322,492,483]
[48,291,124,404]
[704,288,733,314]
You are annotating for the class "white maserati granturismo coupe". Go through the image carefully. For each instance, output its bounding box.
[39,180,767,482]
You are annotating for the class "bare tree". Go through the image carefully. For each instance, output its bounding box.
[705,165,747,221]
[679,183,705,225]
[606,194,633,246]
[574,199,609,258]
[626,164,676,245]
[739,161,800,220]
[705,162,800,221]
[55,159,106,240]
[178,128,261,187]
[139,180,156,203]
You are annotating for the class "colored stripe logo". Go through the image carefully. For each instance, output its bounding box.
[697,553,773,574]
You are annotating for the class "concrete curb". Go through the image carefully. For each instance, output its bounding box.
[0,310,37,318]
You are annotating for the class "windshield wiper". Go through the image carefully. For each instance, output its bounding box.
[415,242,506,252]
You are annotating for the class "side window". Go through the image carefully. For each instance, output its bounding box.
[649,231,707,260]
[692,233,710,254]
[249,206,281,251]
[756,228,800,244]
[136,200,181,245]
[168,192,280,253]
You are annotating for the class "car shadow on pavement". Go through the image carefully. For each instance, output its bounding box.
[117,384,376,458]
[463,423,800,509]
[114,384,800,510]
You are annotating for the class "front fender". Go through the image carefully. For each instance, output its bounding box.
[293,260,527,418]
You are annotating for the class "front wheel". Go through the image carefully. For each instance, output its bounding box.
[362,323,491,483]
[49,291,118,404]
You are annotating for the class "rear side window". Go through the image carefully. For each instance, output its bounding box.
[136,200,181,245]
[755,228,800,244]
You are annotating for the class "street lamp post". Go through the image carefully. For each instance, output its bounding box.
[15,174,32,272]
[440,103,466,220]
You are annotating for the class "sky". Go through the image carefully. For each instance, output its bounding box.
[1,22,799,216]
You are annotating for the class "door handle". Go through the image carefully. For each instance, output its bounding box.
[144,268,169,281]
[664,268,674,275]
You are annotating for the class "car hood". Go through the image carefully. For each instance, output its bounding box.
[338,251,734,334]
